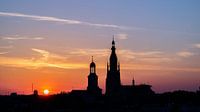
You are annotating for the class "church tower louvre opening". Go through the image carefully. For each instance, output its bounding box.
[106,37,121,95]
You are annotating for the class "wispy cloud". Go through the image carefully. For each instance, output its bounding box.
[32,48,49,61]
[32,48,67,62]
[67,48,172,63]
[69,48,163,57]
[2,36,44,40]
[0,12,126,29]
[0,45,13,49]
[0,48,86,69]
[1,12,199,35]
[0,56,87,69]
[69,48,109,57]
[0,47,198,71]
[118,50,173,63]
[115,33,128,40]
[177,51,194,58]
[119,50,163,57]
[0,52,9,55]
[194,43,200,48]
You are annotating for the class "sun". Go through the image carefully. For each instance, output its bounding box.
[43,89,49,95]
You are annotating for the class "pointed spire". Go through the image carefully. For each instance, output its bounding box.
[92,56,93,62]
[112,35,115,46]
[111,35,116,52]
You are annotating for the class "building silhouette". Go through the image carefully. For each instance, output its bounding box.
[106,38,121,95]
[71,57,102,96]
[87,56,102,95]
[71,37,154,97]
[1,38,200,112]
[106,38,154,96]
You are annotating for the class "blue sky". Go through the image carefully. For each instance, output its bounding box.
[0,0,200,94]
[0,0,200,50]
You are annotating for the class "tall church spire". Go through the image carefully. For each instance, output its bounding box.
[110,36,117,72]
[106,37,121,95]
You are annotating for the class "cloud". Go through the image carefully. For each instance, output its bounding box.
[0,46,12,55]
[118,50,173,63]
[0,12,126,29]
[2,36,44,40]
[69,48,163,57]
[177,51,194,58]
[69,48,109,57]
[1,12,199,34]
[0,48,86,69]
[0,56,87,69]
[0,52,9,55]
[0,45,176,70]
[194,43,200,48]
[115,33,128,40]
[118,50,163,57]
[32,48,50,61]
[32,48,67,62]
[67,48,172,63]
[0,47,197,71]
[0,45,13,49]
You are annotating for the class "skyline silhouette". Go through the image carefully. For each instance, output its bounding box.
[0,38,200,112]
[0,0,200,95]
[1,38,200,96]
[0,1,200,111]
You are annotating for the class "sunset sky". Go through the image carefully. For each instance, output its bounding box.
[0,0,200,95]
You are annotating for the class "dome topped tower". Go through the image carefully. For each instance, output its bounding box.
[87,56,102,95]
[90,56,96,73]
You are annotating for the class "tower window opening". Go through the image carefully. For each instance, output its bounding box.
[91,67,95,73]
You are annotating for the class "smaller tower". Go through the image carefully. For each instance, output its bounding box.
[132,77,135,86]
[87,56,102,95]
[90,56,96,73]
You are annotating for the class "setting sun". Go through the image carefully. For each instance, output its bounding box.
[43,89,49,95]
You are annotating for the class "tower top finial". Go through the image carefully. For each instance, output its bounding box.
[112,35,115,46]
[90,56,95,67]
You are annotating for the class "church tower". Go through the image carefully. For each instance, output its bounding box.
[87,56,102,95]
[106,37,121,95]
